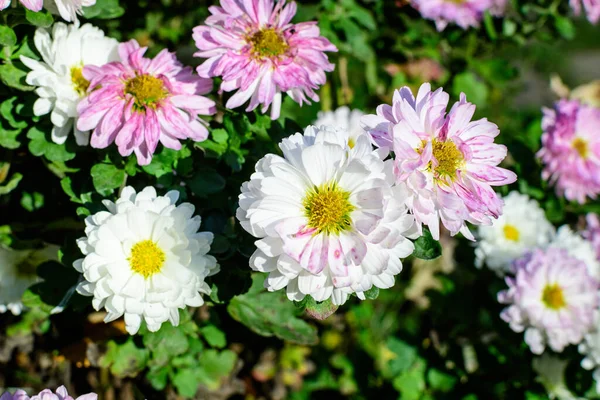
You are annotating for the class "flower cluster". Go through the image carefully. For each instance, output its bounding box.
[410,0,507,31]
[0,386,96,400]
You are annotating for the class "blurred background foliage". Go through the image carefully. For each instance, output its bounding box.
[1,0,600,398]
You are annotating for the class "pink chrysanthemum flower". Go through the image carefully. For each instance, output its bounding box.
[361,83,517,241]
[76,39,216,165]
[0,0,41,11]
[0,386,96,400]
[537,100,600,204]
[193,0,337,120]
[583,213,600,260]
[410,0,507,31]
[571,0,600,24]
[498,248,599,355]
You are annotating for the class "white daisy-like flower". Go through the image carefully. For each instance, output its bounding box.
[475,191,554,275]
[549,225,600,279]
[20,22,118,146]
[314,107,366,149]
[237,125,418,305]
[0,244,59,315]
[44,0,97,23]
[498,247,598,355]
[533,354,584,400]
[73,186,219,335]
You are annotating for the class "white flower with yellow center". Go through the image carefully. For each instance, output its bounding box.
[314,107,366,150]
[237,125,418,305]
[73,186,219,334]
[475,191,554,275]
[20,22,118,145]
[0,244,59,315]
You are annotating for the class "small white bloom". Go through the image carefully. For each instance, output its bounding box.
[43,0,97,22]
[237,125,418,305]
[533,354,584,400]
[549,225,600,279]
[314,107,365,149]
[73,186,219,335]
[0,244,59,315]
[475,191,554,275]
[20,22,118,145]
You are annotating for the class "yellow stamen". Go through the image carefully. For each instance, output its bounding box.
[71,66,90,96]
[124,74,168,109]
[303,183,355,235]
[541,284,566,310]
[503,224,520,242]
[430,139,464,179]
[128,240,165,278]
[348,138,356,149]
[249,28,289,59]
[572,137,589,159]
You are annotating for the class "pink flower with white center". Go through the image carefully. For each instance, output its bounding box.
[76,39,216,166]
[583,213,600,260]
[193,0,337,120]
[0,386,96,400]
[0,0,42,11]
[498,248,599,355]
[410,0,506,31]
[571,0,600,24]
[361,83,517,241]
[537,100,600,204]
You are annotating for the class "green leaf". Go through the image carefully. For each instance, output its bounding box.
[298,297,338,320]
[187,168,226,197]
[428,368,457,393]
[200,325,227,349]
[0,62,32,91]
[386,337,418,376]
[363,286,379,300]
[227,274,318,345]
[143,322,190,367]
[172,368,199,398]
[554,15,575,40]
[392,356,427,400]
[413,229,442,260]
[0,25,17,47]
[452,72,488,108]
[100,339,149,378]
[27,126,76,162]
[0,172,22,195]
[25,9,54,27]
[147,366,169,391]
[196,349,237,390]
[91,163,126,194]
[83,0,125,19]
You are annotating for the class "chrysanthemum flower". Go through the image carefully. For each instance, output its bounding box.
[583,213,600,260]
[314,107,366,150]
[0,0,95,22]
[0,386,96,400]
[20,23,119,146]
[237,125,417,305]
[362,83,517,241]
[0,245,58,315]
[0,0,42,12]
[475,192,554,275]
[193,0,337,120]
[498,248,598,354]
[538,99,600,204]
[76,39,216,165]
[410,0,506,31]
[73,186,219,334]
[571,0,600,24]
[549,225,600,279]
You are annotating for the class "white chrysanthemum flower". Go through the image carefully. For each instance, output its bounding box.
[237,125,418,305]
[475,191,554,275]
[0,244,59,315]
[73,186,219,335]
[533,354,584,400]
[20,22,118,145]
[549,225,600,279]
[314,107,365,149]
[44,0,97,23]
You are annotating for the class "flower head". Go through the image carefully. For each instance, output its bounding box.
[44,0,97,22]
[0,386,96,400]
[538,99,600,204]
[73,186,219,334]
[498,248,599,354]
[410,0,506,31]
[237,125,417,305]
[570,0,600,24]
[362,83,517,241]
[475,191,554,275]
[193,0,337,120]
[76,40,216,165]
[20,23,119,146]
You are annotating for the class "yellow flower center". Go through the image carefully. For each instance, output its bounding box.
[249,28,289,59]
[572,137,589,159]
[124,74,168,109]
[303,183,355,235]
[128,240,165,278]
[541,284,567,310]
[71,66,90,97]
[430,139,464,180]
[348,138,356,149]
[503,224,520,242]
